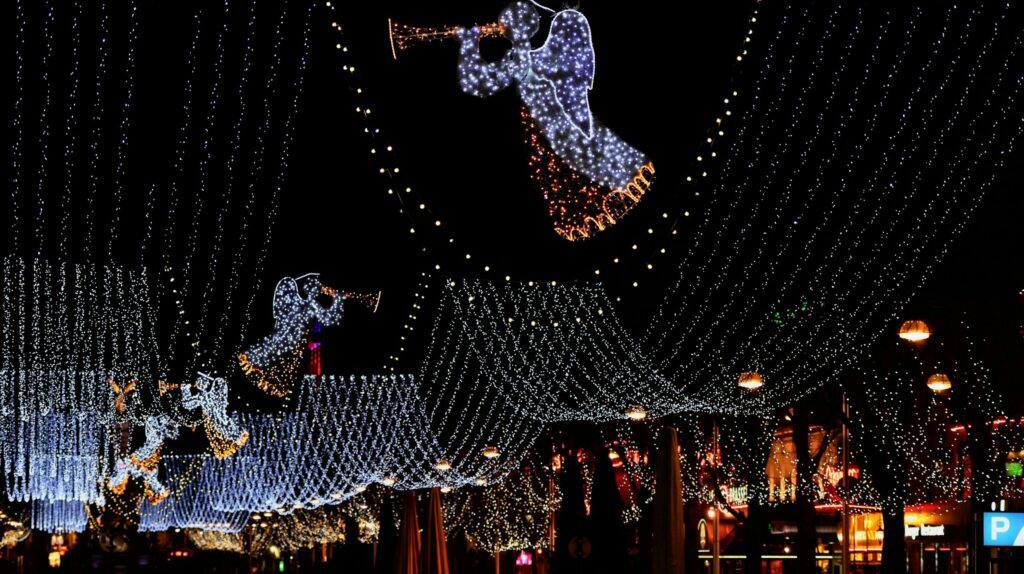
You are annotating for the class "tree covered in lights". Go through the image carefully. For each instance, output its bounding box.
[847,316,1008,574]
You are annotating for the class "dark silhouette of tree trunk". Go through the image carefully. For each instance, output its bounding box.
[738,415,775,574]
[792,405,818,574]
[651,426,685,574]
[675,414,707,574]
[555,433,588,573]
[847,372,909,574]
[590,442,629,572]
[375,492,398,574]
[880,506,906,574]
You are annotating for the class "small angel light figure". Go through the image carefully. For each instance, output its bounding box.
[238,274,344,397]
[183,373,250,459]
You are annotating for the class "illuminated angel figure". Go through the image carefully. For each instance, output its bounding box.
[456,1,655,241]
[109,415,177,505]
[130,415,178,473]
[238,274,344,397]
[183,373,250,459]
[108,457,170,505]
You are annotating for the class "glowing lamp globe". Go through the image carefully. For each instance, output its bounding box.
[738,371,764,391]
[482,446,501,459]
[435,459,451,472]
[926,374,952,392]
[898,320,931,343]
[381,476,397,487]
[625,405,648,421]
[474,477,488,486]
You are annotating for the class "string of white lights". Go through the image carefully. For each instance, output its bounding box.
[421,279,710,429]
[32,0,56,257]
[219,1,290,359]
[82,0,110,260]
[158,10,203,370]
[8,0,27,256]
[57,1,81,261]
[443,452,559,554]
[644,0,1024,414]
[138,455,249,533]
[234,1,314,362]
[180,0,231,377]
[197,0,258,365]
[31,500,87,534]
[105,0,140,260]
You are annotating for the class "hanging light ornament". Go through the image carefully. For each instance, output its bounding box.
[181,373,250,459]
[624,405,648,421]
[453,2,654,240]
[381,477,397,487]
[482,446,501,460]
[238,275,345,397]
[738,371,764,391]
[926,374,952,393]
[435,459,452,472]
[898,320,932,343]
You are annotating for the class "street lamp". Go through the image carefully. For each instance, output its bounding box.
[898,320,932,343]
[738,371,764,391]
[625,405,648,421]
[926,373,952,393]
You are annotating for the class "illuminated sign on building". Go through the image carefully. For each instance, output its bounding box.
[984,512,1024,547]
[905,524,945,539]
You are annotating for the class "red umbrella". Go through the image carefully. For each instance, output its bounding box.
[395,490,421,574]
[422,488,450,574]
[652,426,685,574]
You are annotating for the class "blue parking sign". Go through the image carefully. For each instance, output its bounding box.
[984,512,1024,546]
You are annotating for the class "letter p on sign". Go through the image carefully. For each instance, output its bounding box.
[991,517,1011,540]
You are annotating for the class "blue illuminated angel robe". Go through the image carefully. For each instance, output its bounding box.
[456,2,654,240]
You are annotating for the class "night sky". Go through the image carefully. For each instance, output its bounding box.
[0,0,1021,411]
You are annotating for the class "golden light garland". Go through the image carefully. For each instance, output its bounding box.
[186,529,245,554]
[521,106,655,241]
[237,340,306,399]
[248,506,347,554]
[444,461,560,554]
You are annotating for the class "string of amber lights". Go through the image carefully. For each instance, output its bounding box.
[388,19,506,59]
[443,456,560,554]
[521,107,656,241]
[247,505,347,554]
[186,529,245,554]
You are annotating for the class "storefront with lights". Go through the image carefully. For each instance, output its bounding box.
[902,503,969,574]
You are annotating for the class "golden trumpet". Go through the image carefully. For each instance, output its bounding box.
[388,18,506,60]
[343,290,382,313]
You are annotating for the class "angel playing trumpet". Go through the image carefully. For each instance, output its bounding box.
[391,1,654,240]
